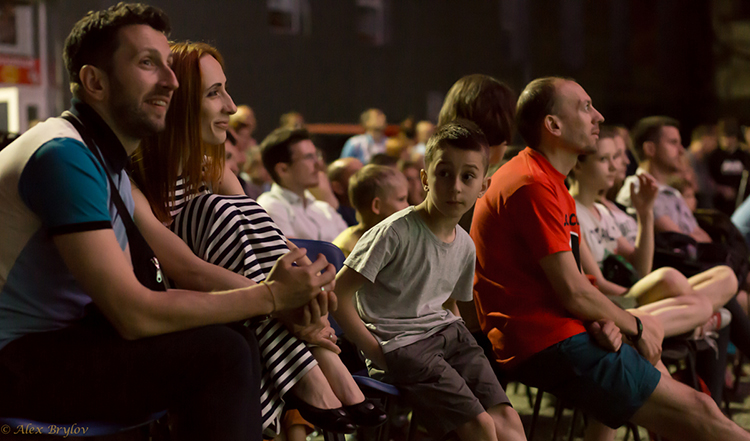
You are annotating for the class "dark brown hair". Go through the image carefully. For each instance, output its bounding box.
[438,74,516,147]
[425,119,489,173]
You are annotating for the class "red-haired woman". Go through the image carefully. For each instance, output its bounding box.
[130,42,383,437]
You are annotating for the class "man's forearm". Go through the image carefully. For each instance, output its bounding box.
[562,283,640,337]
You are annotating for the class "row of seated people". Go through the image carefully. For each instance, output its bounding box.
[1,3,749,441]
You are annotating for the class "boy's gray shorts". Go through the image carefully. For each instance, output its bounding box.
[370,321,511,439]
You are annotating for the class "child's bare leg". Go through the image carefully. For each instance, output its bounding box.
[289,365,342,409]
[455,411,498,441]
[635,294,713,338]
[630,267,690,305]
[583,419,616,441]
[688,265,738,311]
[310,346,365,405]
[486,404,526,441]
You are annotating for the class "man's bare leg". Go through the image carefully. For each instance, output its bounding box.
[583,419,616,441]
[631,372,750,441]
[486,404,526,441]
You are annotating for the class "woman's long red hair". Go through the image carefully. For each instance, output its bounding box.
[130,41,226,223]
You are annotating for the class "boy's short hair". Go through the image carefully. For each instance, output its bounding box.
[349,164,403,213]
[631,116,680,162]
[424,119,489,174]
[64,3,170,90]
[259,127,311,183]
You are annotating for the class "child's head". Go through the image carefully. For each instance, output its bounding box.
[422,120,491,218]
[668,176,698,213]
[349,164,409,223]
[570,129,618,192]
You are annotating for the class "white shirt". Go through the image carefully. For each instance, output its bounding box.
[257,183,347,242]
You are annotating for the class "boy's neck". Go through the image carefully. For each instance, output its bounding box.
[415,200,458,243]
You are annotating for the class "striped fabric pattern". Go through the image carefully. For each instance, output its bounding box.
[170,190,316,433]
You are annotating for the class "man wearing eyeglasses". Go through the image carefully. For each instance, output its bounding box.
[258,127,348,241]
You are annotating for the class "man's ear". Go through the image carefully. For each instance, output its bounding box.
[275,162,289,182]
[78,65,108,102]
[544,115,562,137]
[478,176,491,199]
[371,196,382,215]
[643,141,656,159]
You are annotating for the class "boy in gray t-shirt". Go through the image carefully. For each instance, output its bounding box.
[333,121,525,441]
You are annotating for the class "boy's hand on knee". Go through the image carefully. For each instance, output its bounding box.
[587,319,622,352]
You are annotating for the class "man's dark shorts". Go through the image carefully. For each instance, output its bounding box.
[512,332,661,428]
[369,321,511,439]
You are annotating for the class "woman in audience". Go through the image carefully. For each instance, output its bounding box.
[569,129,737,339]
[129,42,383,437]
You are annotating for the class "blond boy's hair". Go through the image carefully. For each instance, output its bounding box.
[349,164,404,214]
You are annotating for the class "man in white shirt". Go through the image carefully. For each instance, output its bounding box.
[258,127,348,242]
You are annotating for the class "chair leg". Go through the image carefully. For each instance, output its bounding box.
[567,408,579,441]
[406,411,419,441]
[527,388,544,441]
[551,399,565,441]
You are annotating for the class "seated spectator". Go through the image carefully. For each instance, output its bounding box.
[129,41,384,435]
[0,5,331,439]
[472,76,750,441]
[707,117,750,215]
[258,128,348,242]
[242,145,273,200]
[569,131,736,338]
[230,104,258,152]
[398,159,426,206]
[340,108,387,164]
[617,116,714,243]
[603,125,634,204]
[369,153,399,167]
[333,164,409,257]
[412,120,435,157]
[333,121,526,441]
[280,111,305,129]
[327,157,364,227]
[686,124,718,209]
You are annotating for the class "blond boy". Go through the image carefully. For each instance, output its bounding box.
[333,165,409,257]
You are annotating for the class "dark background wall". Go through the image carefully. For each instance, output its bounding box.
[46,0,718,144]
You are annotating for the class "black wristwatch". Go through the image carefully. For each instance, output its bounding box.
[628,315,643,344]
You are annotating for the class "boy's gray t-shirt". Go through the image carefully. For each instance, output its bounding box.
[344,206,475,353]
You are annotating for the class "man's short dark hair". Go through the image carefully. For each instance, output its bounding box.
[260,127,311,183]
[425,119,489,173]
[438,74,516,147]
[64,3,170,88]
[631,116,680,162]
[515,77,564,149]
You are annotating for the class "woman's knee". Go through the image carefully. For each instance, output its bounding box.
[655,268,690,298]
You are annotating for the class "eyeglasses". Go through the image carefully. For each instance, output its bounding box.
[291,152,323,163]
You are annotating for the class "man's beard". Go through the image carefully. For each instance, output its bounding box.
[109,77,166,140]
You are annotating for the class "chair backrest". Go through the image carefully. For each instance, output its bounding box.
[289,238,346,272]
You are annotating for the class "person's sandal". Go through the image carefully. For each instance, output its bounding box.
[283,394,356,434]
[344,399,387,427]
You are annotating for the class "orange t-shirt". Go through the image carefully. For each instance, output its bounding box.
[471,147,586,368]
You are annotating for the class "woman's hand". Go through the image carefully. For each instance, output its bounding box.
[631,173,659,217]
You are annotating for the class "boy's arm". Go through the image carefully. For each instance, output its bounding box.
[332,266,387,370]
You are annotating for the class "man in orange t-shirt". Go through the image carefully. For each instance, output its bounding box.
[471,77,750,441]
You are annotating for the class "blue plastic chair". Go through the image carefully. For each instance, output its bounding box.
[0,410,167,438]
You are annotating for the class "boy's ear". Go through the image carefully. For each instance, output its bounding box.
[420,168,428,192]
[544,115,562,138]
[478,176,491,199]
[79,65,108,102]
[371,196,382,215]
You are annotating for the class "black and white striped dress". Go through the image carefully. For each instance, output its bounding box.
[169,179,317,433]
